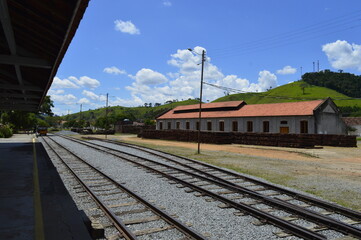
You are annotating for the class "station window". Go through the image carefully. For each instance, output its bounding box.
[196,121,200,130]
[159,122,163,130]
[232,121,238,132]
[247,121,253,132]
[263,121,269,132]
[207,121,212,131]
[300,120,308,134]
[280,120,288,124]
[176,122,180,129]
[167,122,171,129]
[219,121,224,131]
[186,121,190,130]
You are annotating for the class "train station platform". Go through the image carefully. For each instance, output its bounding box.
[0,134,92,240]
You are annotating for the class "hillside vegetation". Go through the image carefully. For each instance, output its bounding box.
[64,99,200,126]
[213,81,361,116]
[66,81,361,127]
[302,70,361,98]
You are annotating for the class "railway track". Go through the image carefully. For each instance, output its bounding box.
[41,136,207,240]
[53,134,361,239]
[85,137,361,221]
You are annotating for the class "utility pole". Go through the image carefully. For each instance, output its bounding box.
[197,50,206,154]
[80,104,82,121]
[105,93,109,139]
[300,66,303,77]
[317,60,319,72]
[313,61,315,72]
[188,48,206,154]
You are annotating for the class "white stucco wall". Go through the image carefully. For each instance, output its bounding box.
[157,116,316,134]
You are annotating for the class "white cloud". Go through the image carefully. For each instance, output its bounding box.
[114,20,140,35]
[82,90,99,100]
[68,47,277,108]
[277,65,297,75]
[253,70,277,92]
[70,76,100,89]
[322,40,361,71]
[78,98,90,104]
[48,89,64,95]
[104,66,126,75]
[52,107,71,116]
[217,75,250,90]
[51,94,77,105]
[134,68,168,85]
[81,90,107,103]
[52,76,100,90]
[52,77,79,89]
[163,0,172,6]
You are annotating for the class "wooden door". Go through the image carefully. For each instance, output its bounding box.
[280,127,289,134]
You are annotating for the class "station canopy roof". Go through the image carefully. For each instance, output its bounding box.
[0,0,89,112]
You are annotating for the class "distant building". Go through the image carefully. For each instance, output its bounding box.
[156,98,346,135]
[342,117,361,136]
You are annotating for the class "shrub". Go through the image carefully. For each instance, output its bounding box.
[0,125,13,138]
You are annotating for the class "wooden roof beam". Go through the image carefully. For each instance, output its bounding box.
[0,83,43,91]
[0,104,38,111]
[0,55,52,68]
[0,92,40,98]
[0,0,16,54]
[0,99,39,104]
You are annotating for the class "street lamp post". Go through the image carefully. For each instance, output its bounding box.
[188,49,206,154]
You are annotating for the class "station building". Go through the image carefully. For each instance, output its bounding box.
[156,98,347,135]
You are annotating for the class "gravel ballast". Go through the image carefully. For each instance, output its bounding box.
[41,135,357,239]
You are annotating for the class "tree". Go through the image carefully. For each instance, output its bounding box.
[94,117,110,129]
[39,96,54,116]
[144,119,155,125]
[44,115,62,128]
[1,111,37,131]
[302,71,361,98]
[299,82,310,95]
[63,119,77,128]
[37,119,49,127]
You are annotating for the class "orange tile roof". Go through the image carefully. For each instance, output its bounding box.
[174,101,244,111]
[157,100,325,119]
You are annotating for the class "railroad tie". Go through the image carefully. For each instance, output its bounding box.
[133,225,174,236]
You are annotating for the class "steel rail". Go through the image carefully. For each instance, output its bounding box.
[42,137,137,240]
[57,135,328,240]
[65,135,361,238]
[90,137,361,221]
[43,136,207,240]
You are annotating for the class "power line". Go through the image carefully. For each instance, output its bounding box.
[209,9,361,56]
[211,24,361,60]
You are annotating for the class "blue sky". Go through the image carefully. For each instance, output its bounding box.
[50,0,361,115]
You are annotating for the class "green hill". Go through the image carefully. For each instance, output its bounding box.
[213,81,361,116]
[65,99,200,123]
[64,81,361,126]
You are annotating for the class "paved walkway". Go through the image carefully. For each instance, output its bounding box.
[0,134,92,240]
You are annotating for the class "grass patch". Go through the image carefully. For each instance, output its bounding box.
[238,145,319,158]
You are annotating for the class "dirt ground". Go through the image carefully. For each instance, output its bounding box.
[82,134,361,211]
